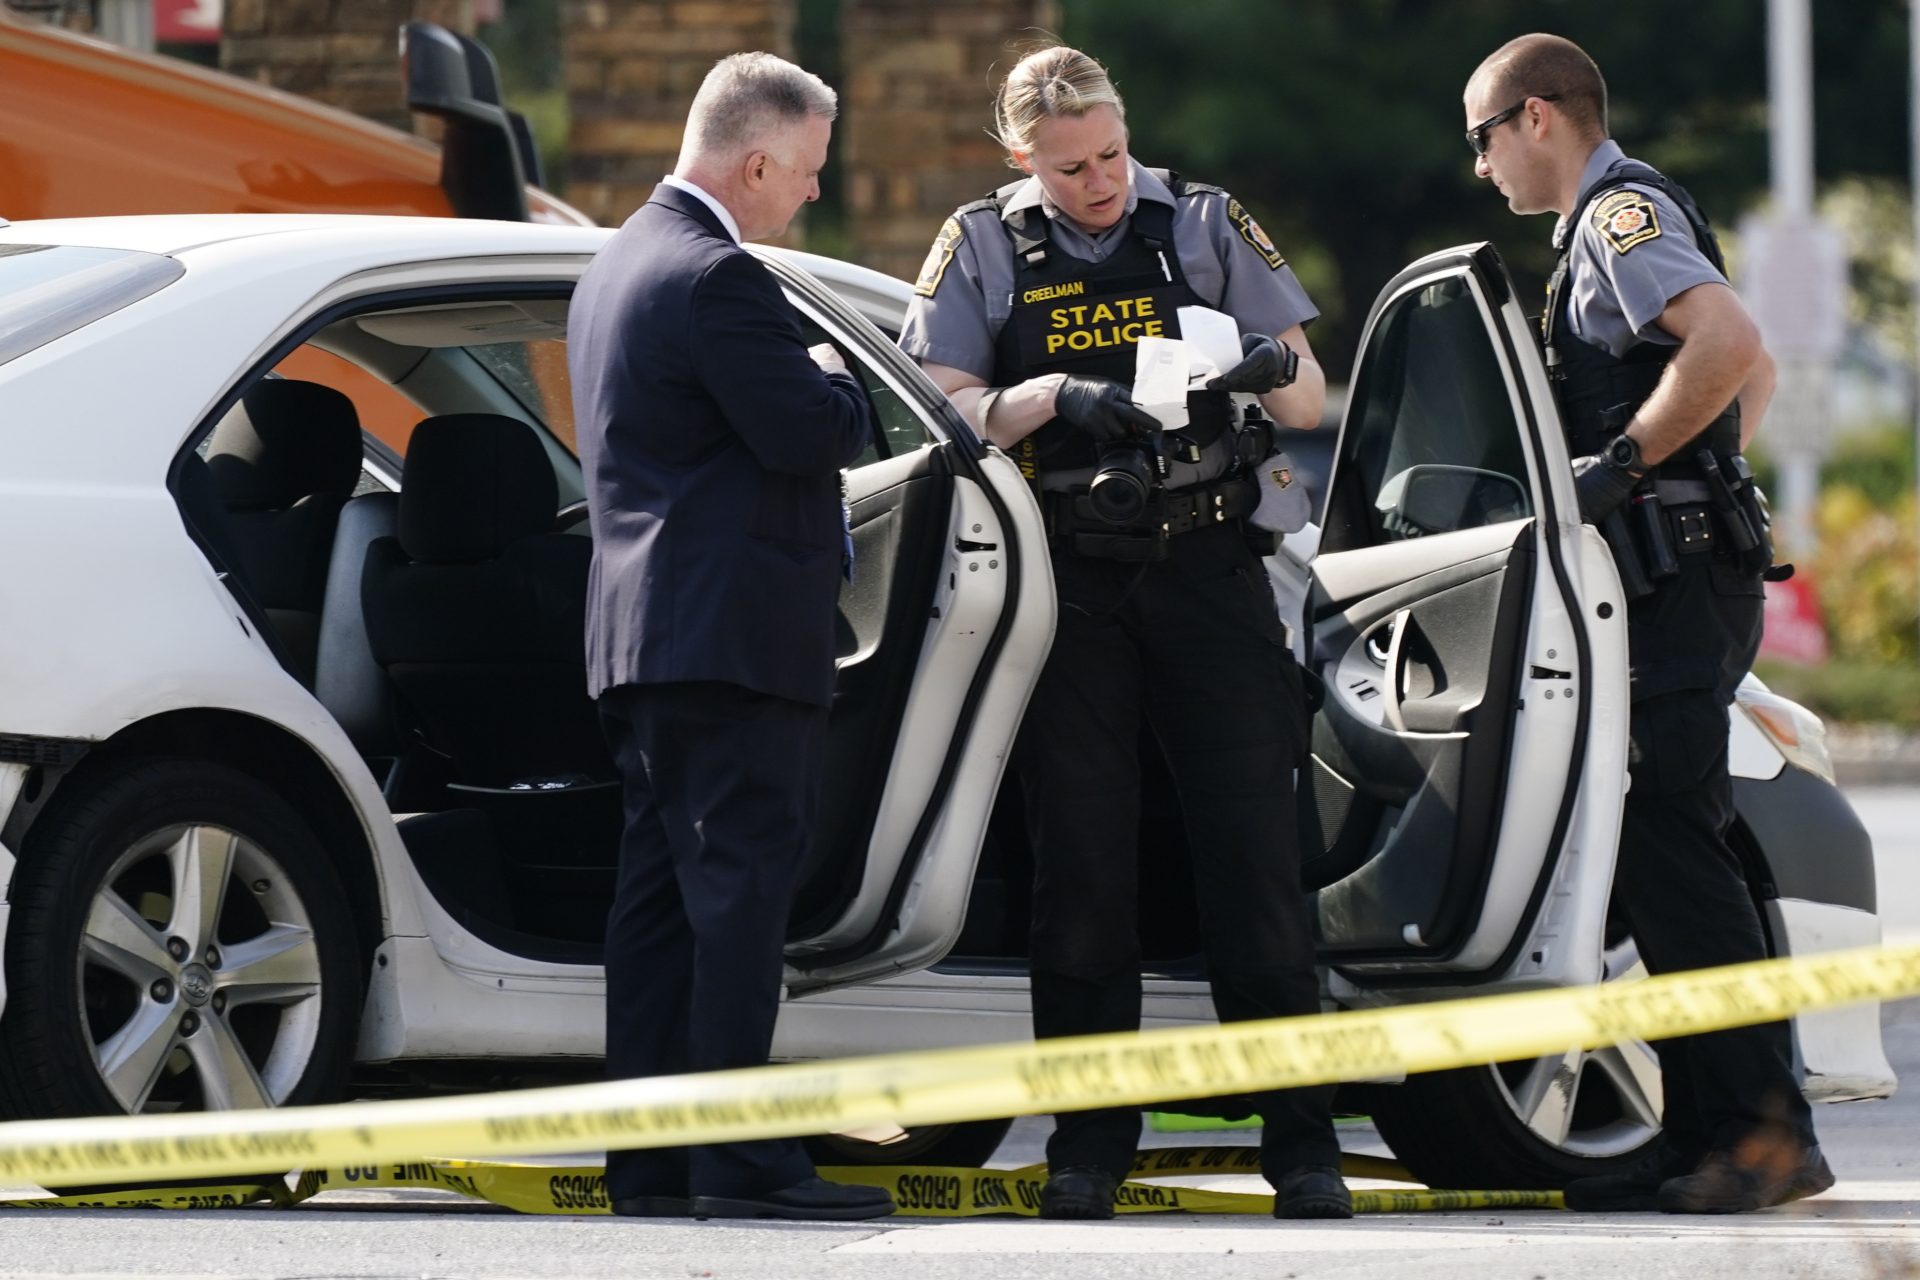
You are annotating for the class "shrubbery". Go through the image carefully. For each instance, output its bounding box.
[1756,424,1919,725]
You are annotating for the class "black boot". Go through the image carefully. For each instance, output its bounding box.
[689,1177,896,1221]
[1039,1166,1119,1220]
[1658,1145,1835,1214]
[1273,1165,1352,1219]
[1565,1146,1697,1213]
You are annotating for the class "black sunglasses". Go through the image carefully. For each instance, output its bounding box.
[1467,94,1561,156]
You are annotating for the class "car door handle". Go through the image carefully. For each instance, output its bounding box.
[1381,607,1412,733]
[1365,622,1394,666]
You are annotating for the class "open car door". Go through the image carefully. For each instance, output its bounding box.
[1301,244,1631,998]
[748,256,1055,996]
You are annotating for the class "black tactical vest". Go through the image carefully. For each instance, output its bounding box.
[1543,162,1742,471]
[975,171,1233,474]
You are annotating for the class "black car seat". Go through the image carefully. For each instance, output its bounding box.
[359,413,610,789]
[203,379,364,684]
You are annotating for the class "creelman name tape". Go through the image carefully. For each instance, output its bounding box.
[4,1150,1565,1217]
[0,944,1911,1188]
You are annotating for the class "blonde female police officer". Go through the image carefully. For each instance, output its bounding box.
[900,46,1349,1221]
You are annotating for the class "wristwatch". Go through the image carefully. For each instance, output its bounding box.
[1603,432,1646,475]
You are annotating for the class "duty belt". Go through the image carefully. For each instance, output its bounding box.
[1652,479,1711,505]
[1044,475,1260,562]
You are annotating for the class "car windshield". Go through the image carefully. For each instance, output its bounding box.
[0,243,185,369]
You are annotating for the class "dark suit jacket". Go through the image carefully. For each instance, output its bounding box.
[569,184,869,707]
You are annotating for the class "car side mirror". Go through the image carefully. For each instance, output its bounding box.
[1376,464,1528,538]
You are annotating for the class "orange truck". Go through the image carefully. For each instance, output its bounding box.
[0,11,590,225]
[0,12,594,449]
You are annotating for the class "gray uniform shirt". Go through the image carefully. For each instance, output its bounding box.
[1552,140,1726,358]
[899,160,1317,381]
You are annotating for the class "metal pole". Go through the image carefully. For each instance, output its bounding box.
[1771,0,1814,219]
[92,0,154,51]
[1911,0,1920,646]
[1768,0,1821,558]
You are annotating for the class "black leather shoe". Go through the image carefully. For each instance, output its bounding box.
[1565,1146,1697,1213]
[1039,1166,1118,1220]
[1273,1165,1352,1219]
[689,1177,895,1221]
[611,1194,692,1218]
[1658,1144,1835,1214]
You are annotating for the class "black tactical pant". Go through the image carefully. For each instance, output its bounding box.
[1016,520,1340,1187]
[1617,546,1817,1159]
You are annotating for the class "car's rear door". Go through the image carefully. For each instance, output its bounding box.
[1302,244,1630,997]
[751,255,1054,995]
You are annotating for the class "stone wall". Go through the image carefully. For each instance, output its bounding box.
[222,0,477,132]
[204,0,1060,268]
[561,0,792,229]
[840,0,1057,281]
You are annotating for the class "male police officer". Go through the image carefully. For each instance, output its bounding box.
[901,47,1348,1221]
[1464,33,1829,1214]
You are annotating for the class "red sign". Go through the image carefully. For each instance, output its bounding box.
[1760,571,1829,666]
[156,0,222,44]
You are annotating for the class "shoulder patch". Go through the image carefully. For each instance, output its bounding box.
[1591,189,1662,255]
[1226,197,1286,270]
[913,217,965,298]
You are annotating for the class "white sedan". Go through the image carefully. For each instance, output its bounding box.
[0,214,1891,1189]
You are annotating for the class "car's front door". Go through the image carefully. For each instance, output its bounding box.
[750,256,1055,996]
[1302,244,1630,997]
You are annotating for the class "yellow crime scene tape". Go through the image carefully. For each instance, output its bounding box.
[1,1149,1560,1216]
[0,943,1909,1207]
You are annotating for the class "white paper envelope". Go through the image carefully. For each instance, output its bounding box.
[1175,305,1243,383]
[1132,334,1190,430]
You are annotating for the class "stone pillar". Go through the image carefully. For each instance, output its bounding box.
[841,1,1058,282]
[222,1,476,132]
[562,0,793,229]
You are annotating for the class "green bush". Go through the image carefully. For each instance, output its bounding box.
[1812,485,1918,665]
[1754,658,1920,729]
[1756,469,1918,726]
[1821,424,1916,509]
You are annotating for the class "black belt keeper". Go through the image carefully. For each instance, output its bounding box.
[1671,505,1716,555]
[1159,475,1260,534]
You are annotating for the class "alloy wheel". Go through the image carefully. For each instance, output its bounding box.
[77,823,325,1113]
[1488,938,1663,1158]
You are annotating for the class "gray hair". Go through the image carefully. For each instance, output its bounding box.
[683,52,838,161]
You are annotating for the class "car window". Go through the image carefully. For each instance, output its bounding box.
[273,345,423,456]
[465,339,576,453]
[1321,273,1533,553]
[0,244,183,367]
[274,336,575,460]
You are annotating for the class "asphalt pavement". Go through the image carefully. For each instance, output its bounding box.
[0,786,1915,1280]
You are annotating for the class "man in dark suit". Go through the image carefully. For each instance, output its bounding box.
[568,51,890,1223]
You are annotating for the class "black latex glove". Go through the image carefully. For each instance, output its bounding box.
[1053,374,1159,443]
[1207,333,1298,395]
[1570,453,1641,523]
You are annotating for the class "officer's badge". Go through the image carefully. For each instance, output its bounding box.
[1227,198,1287,270]
[1270,464,1293,489]
[914,217,964,297]
[1592,190,1662,254]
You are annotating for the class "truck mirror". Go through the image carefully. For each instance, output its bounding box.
[401,21,537,221]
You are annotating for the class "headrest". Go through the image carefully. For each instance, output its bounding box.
[398,414,558,563]
[206,379,364,510]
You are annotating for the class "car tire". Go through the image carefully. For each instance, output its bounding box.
[804,1118,1014,1169]
[0,757,363,1129]
[1368,939,1664,1190]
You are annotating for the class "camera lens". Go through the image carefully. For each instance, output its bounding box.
[1088,445,1155,525]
